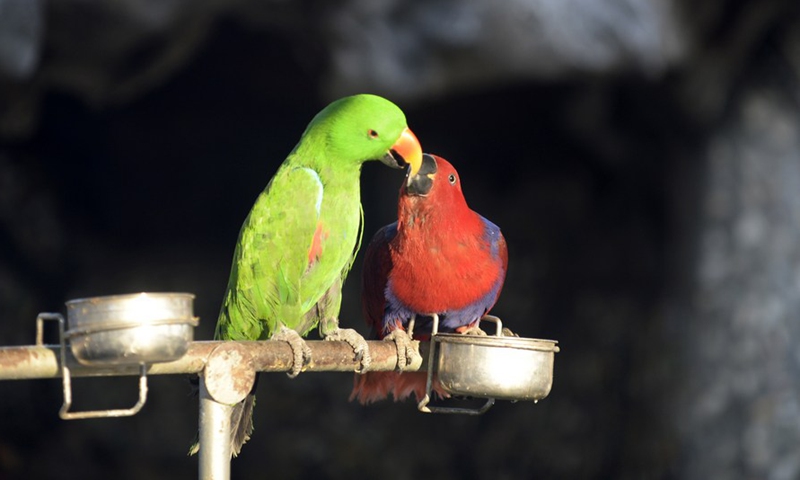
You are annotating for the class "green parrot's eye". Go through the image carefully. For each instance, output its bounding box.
[448,174,457,185]
[368,129,379,138]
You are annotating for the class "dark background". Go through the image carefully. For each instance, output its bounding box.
[2,0,800,478]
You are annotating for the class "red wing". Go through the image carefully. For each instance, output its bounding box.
[487,230,509,313]
[360,223,397,338]
[498,231,509,281]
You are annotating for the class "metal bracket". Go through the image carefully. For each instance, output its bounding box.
[417,314,496,415]
[36,313,148,419]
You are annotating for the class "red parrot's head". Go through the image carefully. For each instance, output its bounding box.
[399,154,470,223]
[404,154,464,196]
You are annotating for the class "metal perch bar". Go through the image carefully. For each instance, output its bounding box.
[0,340,426,380]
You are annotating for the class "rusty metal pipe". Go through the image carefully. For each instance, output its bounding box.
[0,340,426,380]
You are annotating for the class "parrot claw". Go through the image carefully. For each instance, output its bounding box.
[456,323,489,336]
[323,328,372,373]
[501,327,519,337]
[272,326,312,378]
[385,329,421,371]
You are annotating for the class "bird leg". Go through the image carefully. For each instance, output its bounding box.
[384,316,421,371]
[456,321,488,336]
[478,314,518,337]
[386,330,421,371]
[320,318,372,373]
[272,325,312,378]
[501,327,519,337]
[407,315,416,338]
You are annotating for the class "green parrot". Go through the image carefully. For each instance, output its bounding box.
[196,94,423,457]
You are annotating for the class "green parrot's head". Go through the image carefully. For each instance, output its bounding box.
[305,94,423,175]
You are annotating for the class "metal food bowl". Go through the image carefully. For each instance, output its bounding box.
[435,334,558,401]
[418,315,559,414]
[65,292,198,366]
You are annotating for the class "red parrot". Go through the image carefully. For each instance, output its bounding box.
[351,154,508,404]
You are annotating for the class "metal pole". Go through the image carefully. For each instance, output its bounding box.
[198,375,232,480]
[0,340,422,380]
[196,343,260,480]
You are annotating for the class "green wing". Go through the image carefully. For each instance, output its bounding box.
[216,165,325,341]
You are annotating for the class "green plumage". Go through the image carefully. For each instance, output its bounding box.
[198,94,413,457]
[217,94,409,341]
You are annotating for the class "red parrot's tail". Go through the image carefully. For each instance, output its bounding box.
[350,371,449,405]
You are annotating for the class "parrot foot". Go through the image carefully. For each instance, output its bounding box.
[384,329,421,372]
[501,327,519,337]
[456,323,489,336]
[272,326,312,378]
[324,328,372,374]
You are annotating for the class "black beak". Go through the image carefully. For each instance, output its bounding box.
[380,150,406,169]
[406,154,438,196]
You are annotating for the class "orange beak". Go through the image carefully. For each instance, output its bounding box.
[391,127,423,177]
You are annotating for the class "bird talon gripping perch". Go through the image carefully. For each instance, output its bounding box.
[272,326,312,377]
[323,327,372,373]
[384,328,421,371]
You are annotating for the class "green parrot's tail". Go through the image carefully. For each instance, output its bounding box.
[187,385,256,458]
[230,394,256,457]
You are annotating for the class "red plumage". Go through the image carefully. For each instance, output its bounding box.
[351,154,508,404]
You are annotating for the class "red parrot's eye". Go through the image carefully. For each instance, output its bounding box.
[448,174,457,185]
[368,129,379,138]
